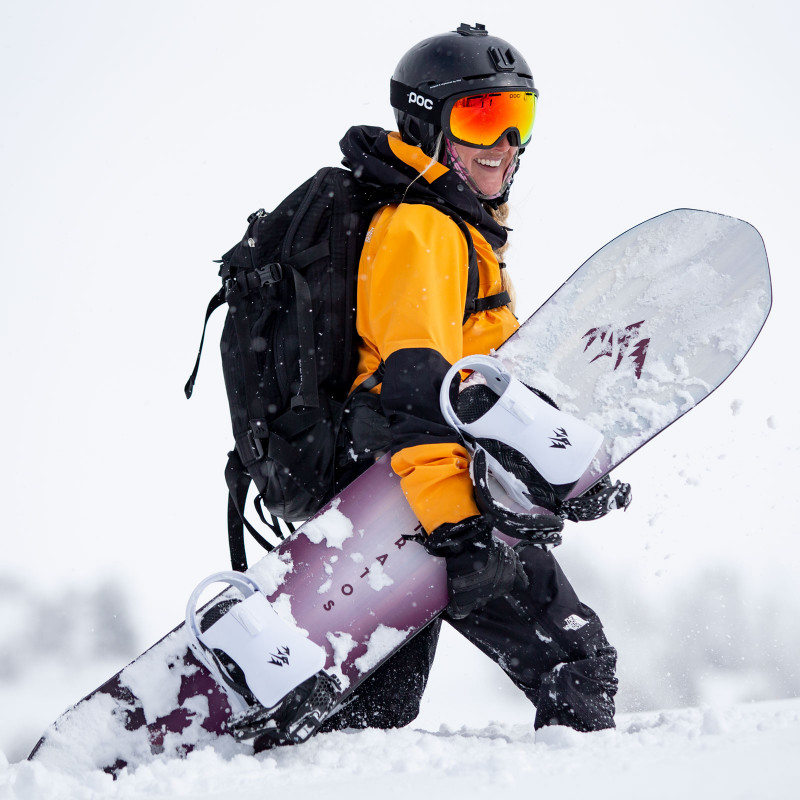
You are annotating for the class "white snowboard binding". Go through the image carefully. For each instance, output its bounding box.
[440,356,630,535]
[186,571,340,745]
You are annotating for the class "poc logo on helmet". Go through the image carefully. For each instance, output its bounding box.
[407,91,433,110]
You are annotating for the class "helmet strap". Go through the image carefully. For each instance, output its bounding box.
[443,139,520,202]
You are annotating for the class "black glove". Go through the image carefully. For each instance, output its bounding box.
[559,475,632,522]
[423,515,529,620]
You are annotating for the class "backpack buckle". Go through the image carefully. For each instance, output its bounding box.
[255,263,283,286]
[236,420,269,464]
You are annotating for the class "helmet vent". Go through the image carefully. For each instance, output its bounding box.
[489,46,517,72]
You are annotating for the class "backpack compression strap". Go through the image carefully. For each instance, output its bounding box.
[184,287,226,399]
[225,447,296,571]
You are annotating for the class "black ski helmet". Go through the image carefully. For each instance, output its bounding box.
[390,23,538,156]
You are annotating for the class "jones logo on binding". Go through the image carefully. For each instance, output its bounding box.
[549,427,571,449]
[407,91,434,110]
[268,645,291,667]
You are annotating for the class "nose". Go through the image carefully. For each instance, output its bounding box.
[503,130,520,148]
[489,135,516,155]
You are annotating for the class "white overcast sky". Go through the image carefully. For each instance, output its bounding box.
[1,0,798,646]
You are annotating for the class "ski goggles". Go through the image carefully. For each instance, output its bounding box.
[390,80,537,149]
[443,91,537,149]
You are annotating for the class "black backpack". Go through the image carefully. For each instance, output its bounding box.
[186,166,508,571]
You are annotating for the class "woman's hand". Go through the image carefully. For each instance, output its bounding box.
[423,515,528,619]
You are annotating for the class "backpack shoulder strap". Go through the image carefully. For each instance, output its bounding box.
[430,209,511,324]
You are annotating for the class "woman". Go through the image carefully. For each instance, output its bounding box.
[324,23,618,736]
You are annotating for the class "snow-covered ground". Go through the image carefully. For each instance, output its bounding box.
[4,699,800,799]
[2,0,799,796]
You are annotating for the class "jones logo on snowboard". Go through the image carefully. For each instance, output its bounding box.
[583,320,651,379]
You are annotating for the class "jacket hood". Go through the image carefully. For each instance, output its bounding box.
[340,125,508,250]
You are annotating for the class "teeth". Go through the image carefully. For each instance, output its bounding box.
[476,158,502,167]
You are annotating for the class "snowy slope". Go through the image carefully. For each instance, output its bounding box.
[4,699,800,799]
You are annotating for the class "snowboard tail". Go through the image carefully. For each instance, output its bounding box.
[30,460,439,771]
[29,209,771,773]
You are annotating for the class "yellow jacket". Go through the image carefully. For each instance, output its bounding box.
[346,130,519,533]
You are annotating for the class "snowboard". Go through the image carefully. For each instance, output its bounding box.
[29,209,771,774]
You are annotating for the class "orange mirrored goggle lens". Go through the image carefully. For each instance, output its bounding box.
[447,91,536,148]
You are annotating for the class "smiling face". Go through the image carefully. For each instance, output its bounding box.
[449,138,519,198]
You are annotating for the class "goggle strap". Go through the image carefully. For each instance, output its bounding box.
[389,79,442,125]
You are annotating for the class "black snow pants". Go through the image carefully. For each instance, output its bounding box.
[321,541,618,733]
